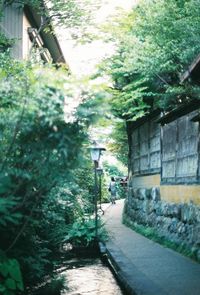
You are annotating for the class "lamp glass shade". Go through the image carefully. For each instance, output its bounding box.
[90,148,101,162]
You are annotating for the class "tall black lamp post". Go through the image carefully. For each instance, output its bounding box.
[90,145,106,240]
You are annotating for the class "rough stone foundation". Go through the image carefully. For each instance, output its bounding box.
[124,186,200,260]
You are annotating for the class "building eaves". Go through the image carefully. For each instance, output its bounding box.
[24,5,66,64]
[180,54,200,84]
[156,99,200,125]
[127,109,161,131]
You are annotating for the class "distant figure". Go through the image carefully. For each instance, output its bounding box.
[109,177,117,204]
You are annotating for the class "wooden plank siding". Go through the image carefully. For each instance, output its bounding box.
[161,121,176,180]
[150,120,161,170]
[0,4,23,59]
[130,110,200,184]
[161,111,199,184]
[131,117,161,176]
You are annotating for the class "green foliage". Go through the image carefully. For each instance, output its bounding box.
[100,175,110,203]
[0,195,22,227]
[103,0,200,120]
[73,166,95,211]
[108,121,128,165]
[64,217,108,247]
[0,1,112,293]
[0,51,102,292]
[0,254,24,295]
[33,276,66,295]
[103,160,126,178]
[103,160,127,200]
[0,32,14,51]
[3,0,100,40]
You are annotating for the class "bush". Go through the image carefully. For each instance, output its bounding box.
[0,252,24,295]
[33,276,66,295]
[64,217,108,247]
[0,53,102,292]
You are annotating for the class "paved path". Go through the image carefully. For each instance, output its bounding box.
[102,199,200,295]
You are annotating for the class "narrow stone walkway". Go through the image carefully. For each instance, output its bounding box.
[102,199,200,295]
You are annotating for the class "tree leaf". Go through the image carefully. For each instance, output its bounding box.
[16,280,24,291]
[0,283,6,292]
[7,259,22,283]
[5,278,16,290]
[0,262,9,277]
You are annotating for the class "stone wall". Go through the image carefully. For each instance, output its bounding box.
[124,186,200,260]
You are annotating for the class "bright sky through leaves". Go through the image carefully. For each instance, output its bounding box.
[60,0,135,76]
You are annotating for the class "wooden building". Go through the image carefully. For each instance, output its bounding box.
[127,100,200,205]
[0,2,65,63]
[125,57,200,257]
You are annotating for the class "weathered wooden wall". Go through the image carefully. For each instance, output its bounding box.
[131,119,161,175]
[161,111,199,184]
[130,111,200,184]
[0,3,23,59]
[127,111,200,253]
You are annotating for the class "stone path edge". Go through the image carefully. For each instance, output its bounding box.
[103,241,168,295]
[105,243,137,295]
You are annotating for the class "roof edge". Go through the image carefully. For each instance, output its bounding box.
[24,5,66,64]
[180,54,200,83]
[156,99,200,125]
[127,109,161,130]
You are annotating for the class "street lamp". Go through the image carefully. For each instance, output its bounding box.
[96,168,104,215]
[90,144,106,240]
[90,147,105,162]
